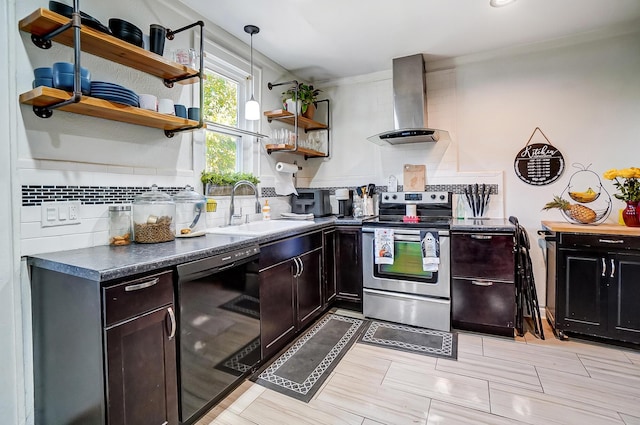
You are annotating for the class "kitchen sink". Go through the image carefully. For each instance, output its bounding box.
[206,219,316,237]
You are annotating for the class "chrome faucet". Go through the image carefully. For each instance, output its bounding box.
[229,180,262,225]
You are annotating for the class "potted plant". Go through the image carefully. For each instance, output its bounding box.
[200,171,260,196]
[282,83,322,119]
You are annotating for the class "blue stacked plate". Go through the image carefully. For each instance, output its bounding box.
[90,81,139,107]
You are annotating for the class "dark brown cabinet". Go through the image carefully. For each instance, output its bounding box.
[29,266,178,425]
[259,231,323,359]
[259,260,297,357]
[451,231,516,337]
[104,271,178,425]
[335,226,363,304]
[549,232,640,343]
[323,228,337,305]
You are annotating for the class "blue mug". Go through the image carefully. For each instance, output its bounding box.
[188,107,200,121]
[174,104,187,118]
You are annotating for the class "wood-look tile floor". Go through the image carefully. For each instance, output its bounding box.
[195,319,640,425]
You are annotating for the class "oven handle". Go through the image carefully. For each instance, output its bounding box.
[362,227,449,237]
[363,288,451,304]
[394,235,422,242]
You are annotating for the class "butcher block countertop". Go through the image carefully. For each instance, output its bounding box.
[542,220,640,236]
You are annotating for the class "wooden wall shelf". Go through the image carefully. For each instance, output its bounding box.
[264,109,328,131]
[19,8,199,85]
[265,144,326,158]
[20,86,198,131]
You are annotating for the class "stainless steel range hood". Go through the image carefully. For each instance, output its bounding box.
[367,54,447,145]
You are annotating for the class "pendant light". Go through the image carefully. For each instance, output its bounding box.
[244,24,260,121]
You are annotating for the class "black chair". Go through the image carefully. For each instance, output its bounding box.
[509,216,545,339]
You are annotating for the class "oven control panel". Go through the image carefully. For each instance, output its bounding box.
[380,191,450,204]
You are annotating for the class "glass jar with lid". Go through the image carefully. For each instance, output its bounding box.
[132,184,176,243]
[173,185,206,236]
[109,204,132,246]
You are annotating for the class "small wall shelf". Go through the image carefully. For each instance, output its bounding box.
[20,86,198,131]
[19,9,200,85]
[264,143,326,158]
[263,109,328,131]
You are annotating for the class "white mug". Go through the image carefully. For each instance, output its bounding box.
[138,94,157,111]
[158,98,175,115]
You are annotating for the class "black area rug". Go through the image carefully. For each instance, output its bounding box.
[219,294,260,319]
[358,320,458,360]
[253,313,365,402]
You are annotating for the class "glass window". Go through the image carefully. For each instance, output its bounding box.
[198,38,259,176]
[203,70,241,173]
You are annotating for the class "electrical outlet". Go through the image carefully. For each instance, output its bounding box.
[41,201,81,227]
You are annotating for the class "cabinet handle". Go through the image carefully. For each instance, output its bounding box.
[470,234,492,240]
[471,280,494,286]
[601,258,606,277]
[167,307,176,340]
[599,238,624,244]
[298,256,305,276]
[610,259,615,278]
[293,257,301,278]
[124,277,159,292]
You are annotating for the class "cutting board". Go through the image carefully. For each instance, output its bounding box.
[403,164,426,191]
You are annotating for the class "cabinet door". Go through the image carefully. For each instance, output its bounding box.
[609,252,640,342]
[323,229,337,305]
[297,249,323,328]
[335,228,363,301]
[452,278,515,336]
[106,306,178,425]
[259,261,296,359]
[451,233,514,281]
[558,250,606,335]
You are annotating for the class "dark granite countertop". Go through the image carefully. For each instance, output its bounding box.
[451,218,515,232]
[28,219,336,282]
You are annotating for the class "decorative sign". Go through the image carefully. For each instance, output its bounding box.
[514,127,565,186]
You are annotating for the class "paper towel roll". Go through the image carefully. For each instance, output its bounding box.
[276,162,299,173]
[274,162,299,196]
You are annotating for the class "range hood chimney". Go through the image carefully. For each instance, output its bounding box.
[367,54,447,145]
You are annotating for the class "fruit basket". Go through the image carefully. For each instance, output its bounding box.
[544,164,612,225]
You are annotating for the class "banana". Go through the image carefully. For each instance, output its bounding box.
[568,187,599,203]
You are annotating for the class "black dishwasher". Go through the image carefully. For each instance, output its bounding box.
[176,245,260,424]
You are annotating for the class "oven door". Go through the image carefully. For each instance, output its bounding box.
[362,227,450,299]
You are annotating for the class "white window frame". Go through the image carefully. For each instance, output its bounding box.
[196,35,262,175]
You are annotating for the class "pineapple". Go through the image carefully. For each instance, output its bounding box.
[543,196,597,224]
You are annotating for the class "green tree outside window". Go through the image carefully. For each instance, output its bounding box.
[203,71,240,174]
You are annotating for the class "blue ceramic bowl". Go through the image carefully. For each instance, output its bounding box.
[53,72,91,94]
[34,67,52,78]
[32,78,54,88]
[52,62,90,78]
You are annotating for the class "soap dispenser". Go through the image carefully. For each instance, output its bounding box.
[262,200,271,220]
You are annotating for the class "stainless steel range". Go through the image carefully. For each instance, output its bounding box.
[362,191,452,331]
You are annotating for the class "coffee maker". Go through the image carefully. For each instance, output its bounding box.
[335,188,353,218]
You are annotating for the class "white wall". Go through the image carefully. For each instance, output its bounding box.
[2,0,21,422]
[310,28,640,305]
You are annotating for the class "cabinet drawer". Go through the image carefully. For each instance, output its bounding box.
[104,270,174,326]
[452,277,515,332]
[260,231,322,269]
[451,232,515,281]
[560,233,640,251]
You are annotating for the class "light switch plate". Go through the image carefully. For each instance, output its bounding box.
[41,201,81,227]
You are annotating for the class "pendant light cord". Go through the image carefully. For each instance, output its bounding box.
[250,31,254,98]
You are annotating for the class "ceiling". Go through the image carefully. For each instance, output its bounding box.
[179,0,640,82]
